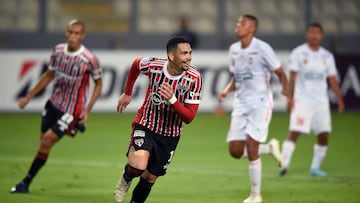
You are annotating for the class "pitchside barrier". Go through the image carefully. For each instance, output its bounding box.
[0,50,359,113]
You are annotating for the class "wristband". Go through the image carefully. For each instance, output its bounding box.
[168,95,177,104]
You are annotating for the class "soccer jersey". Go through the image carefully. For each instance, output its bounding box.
[229,37,281,105]
[47,43,102,116]
[134,57,202,137]
[289,43,337,101]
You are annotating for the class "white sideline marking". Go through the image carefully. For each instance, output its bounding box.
[1,156,359,184]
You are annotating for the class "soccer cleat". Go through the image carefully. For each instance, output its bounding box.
[10,181,29,194]
[114,176,132,203]
[279,168,288,176]
[310,168,327,177]
[243,193,263,203]
[268,138,284,168]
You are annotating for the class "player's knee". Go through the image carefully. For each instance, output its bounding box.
[229,148,244,159]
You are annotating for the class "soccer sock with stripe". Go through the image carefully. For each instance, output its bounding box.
[22,151,48,185]
[123,164,144,182]
[130,177,154,203]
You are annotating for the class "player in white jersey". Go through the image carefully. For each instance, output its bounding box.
[279,23,344,177]
[218,15,289,203]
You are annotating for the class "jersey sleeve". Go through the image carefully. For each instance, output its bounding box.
[288,48,300,72]
[138,57,153,76]
[184,73,202,105]
[228,45,236,74]
[261,43,281,71]
[326,53,337,77]
[90,56,102,80]
[47,46,58,71]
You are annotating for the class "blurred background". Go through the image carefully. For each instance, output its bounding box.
[0,0,359,112]
[0,0,359,52]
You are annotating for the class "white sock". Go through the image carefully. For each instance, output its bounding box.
[310,144,328,170]
[282,140,296,169]
[241,145,270,158]
[259,144,270,154]
[249,159,262,194]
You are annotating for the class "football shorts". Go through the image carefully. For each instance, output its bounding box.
[127,122,180,177]
[227,98,273,143]
[289,100,331,134]
[41,101,81,137]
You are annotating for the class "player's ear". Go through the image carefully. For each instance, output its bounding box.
[168,51,175,62]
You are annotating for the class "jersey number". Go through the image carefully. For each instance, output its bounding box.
[57,113,74,132]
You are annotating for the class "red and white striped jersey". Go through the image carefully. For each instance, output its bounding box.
[134,57,202,137]
[47,43,102,116]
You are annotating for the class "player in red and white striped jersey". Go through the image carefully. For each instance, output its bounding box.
[11,20,102,194]
[114,37,202,203]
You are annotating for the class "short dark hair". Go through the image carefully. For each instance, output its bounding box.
[307,22,323,33]
[243,14,258,30]
[67,19,86,33]
[166,36,191,53]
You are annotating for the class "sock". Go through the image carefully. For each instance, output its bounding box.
[241,145,270,158]
[249,158,262,194]
[310,144,328,170]
[281,140,296,169]
[123,164,144,182]
[22,151,49,185]
[130,177,154,203]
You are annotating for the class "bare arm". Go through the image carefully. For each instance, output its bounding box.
[18,70,55,109]
[218,75,236,103]
[328,75,345,112]
[274,67,289,97]
[286,70,297,111]
[80,79,102,124]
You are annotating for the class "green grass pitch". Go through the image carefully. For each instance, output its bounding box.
[0,112,359,203]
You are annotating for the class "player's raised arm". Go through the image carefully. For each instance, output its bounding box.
[18,70,55,109]
[117,57,142,113]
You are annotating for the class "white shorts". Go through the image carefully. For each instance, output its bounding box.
[227,99,273,143]
[289,100,331,135]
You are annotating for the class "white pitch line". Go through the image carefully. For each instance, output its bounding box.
[1,156,359,184]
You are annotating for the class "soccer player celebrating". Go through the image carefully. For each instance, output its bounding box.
[113,36,202,203]
[218,15,288,203]
[10,20,102,193]
[279,23,345,177]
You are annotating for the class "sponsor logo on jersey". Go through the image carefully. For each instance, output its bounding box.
[150,92,166,105]
[134,130,145,137]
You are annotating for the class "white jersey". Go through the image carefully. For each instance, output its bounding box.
[289,44,337,101]
[229,37,281,105]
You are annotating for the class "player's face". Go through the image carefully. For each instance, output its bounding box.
[66,24,85,51]
[170,43,192,71]
[235,17,255,38]
[306,26,323,48]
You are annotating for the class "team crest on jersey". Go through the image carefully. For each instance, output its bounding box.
[248,57,253,65]
[303,58,308,64]
[176,83,189,95]
[134,138,144,147]
[71,61,82,70]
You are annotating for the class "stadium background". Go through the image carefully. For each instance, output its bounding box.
[0,0,359,203]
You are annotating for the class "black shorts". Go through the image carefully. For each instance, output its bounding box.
[41,101,81,137]
[128,122,180,177]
